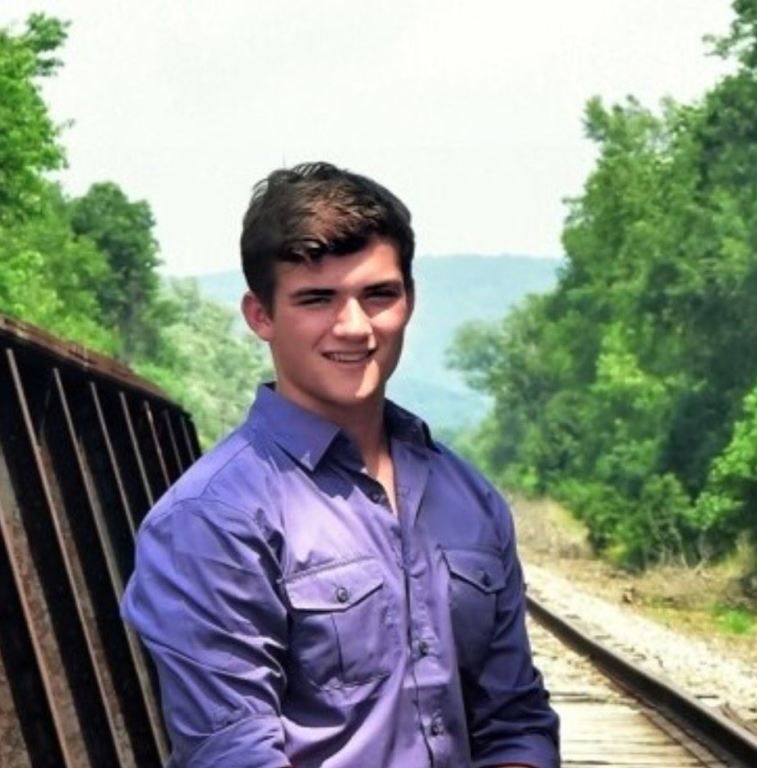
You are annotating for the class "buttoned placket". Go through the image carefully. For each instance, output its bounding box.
[392,440,453,768]
[336,433,453,767]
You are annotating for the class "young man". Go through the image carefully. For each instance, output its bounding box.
[122,163,560,767]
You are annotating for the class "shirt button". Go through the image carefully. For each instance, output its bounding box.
[369,490,384,503]
[418,639,430,656]
[335,586,350,603]
[430,719,444,736]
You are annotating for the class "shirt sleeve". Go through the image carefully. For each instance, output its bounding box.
[121,498,291,768]
[466,490,560,768]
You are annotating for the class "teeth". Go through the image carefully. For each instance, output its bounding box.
[326,351,372,362]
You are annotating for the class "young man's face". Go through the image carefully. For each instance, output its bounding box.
[243,237,413,422]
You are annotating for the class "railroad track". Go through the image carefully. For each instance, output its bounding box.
[526,591,757,767]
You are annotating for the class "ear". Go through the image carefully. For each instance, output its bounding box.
[241,291,275,342]
[406,281,416,322]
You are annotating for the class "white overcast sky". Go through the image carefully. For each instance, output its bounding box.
[2,1,736,275]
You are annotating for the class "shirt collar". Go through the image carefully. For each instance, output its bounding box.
[247,383,439,471]
[384,398,440,454]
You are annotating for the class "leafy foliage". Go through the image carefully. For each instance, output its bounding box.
[0,14,269,448]
[69,182,166,362]
[0,14,67,223]
[696,386,757,551]
[451,0,757,570]
[0,184,117,351]
[136,279,272,447]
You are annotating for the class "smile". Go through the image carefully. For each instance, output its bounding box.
[323,350,376,363]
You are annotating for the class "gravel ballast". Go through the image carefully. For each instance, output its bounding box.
[524,561,757,734]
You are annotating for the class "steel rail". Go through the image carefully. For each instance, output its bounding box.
[527,593,757,768]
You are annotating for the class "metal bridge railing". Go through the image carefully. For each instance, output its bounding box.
[0,315,201,767]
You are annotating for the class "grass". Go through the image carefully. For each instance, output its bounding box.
[642,600,757,640]
[712,605,756,635]
[511,495,757,662]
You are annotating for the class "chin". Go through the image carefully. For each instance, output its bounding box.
[329,382,384,408]
[333,388,379,406]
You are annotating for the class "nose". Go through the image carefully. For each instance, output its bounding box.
[333,298,371,338]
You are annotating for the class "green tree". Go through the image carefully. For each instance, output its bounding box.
[0,14,269,455]
[137,279,272,447]
[0,13,67,224]
[0,14,119,351]
[69,182,164,362]
[696,384,757,557]
[0,183,116,351]
[450,0,757,569]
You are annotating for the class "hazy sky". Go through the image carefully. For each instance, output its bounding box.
[2,1,736,275]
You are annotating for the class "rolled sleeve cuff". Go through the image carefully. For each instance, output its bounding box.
[174,712,291,768]
[473,732,560,768]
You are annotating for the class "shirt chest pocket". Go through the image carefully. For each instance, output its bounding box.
[443,548,507,674]
[283,557,397,690]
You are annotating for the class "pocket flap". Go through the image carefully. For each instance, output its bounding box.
[444,549,506,593]
[283,557,384,612]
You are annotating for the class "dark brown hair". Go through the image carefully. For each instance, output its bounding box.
[240,162,415,312]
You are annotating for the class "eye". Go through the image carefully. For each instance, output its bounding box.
[294,291,333,307]
[365,285,402,302]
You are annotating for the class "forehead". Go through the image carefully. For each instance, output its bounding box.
[274,238,403,292]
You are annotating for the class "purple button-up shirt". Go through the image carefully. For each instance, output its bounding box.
[122,385,559,767]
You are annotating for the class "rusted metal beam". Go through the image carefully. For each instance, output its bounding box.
[158,408,183,479]
[52,367,169,764]
[0,493,64,768]
[168,410,193,471]
[82,382,138,578]
[119,392,157,513]
[0,315,170,403]
[139,399,172,494]
[79,381,169,735]
[178,409,201,464]
[0,314,201,767]
[2,347,101,766]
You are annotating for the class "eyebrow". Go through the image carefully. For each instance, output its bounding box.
[365,280,404,292]
[288,280,405,301]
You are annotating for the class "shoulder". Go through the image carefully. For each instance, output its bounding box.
[430,439,507,504]
[138,420,289,544]
[423,438,517,546]
[387,400,503,499]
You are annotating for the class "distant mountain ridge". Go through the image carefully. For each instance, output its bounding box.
[192,254,560,431]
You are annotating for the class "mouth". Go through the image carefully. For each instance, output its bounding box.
[322,349,376,363]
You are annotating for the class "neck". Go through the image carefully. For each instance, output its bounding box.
[332,396,387,467]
